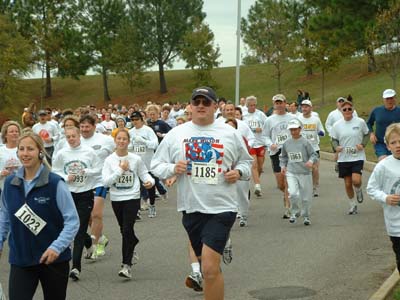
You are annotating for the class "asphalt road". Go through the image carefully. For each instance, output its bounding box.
[0,159,395,300]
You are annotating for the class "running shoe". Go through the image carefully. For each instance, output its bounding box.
[239,216,248,227]
[348,204,358,215]
[133,251,139,265]
[84,244,96,260]
[69,268,80,281]
[185,272,203,292]
[303,217,311,226]
[90,244,98,260]
[96,235,109,257]
[254,184,262,197]
[356,189,364,203]
[334,163,339,173]
[141,199,149,211]
[222,238,233,265]
[136,210,142,221]
[282,208,291,219]
[160,192,168,201]
[118,264,132,279]
[313,186,319,197]
[148,205,156,218]
[289,215,296,224]
[237,212,241,219]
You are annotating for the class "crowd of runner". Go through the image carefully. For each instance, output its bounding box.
[0,87,400,300]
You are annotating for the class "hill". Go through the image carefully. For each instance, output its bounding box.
[3,57,395,161]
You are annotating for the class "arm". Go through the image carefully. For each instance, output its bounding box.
[151,135,180,180]
[102,157,124,187]
[366,110,377,144]
[366,165,395,205]
[144,128,159,150]
[136,157,155,187]
[0,190,10,254]
[83,150,103,176]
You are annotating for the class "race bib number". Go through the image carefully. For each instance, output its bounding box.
[71,174,87,186]
[248,120,259,130]
[305,132,315,142]
[191,162,218,185]
[288,152,303,162]
[115,172,134,188]
[14,204,47,236]
[133,145,146,154]
[344,147,357,156]
[276,134,289,145]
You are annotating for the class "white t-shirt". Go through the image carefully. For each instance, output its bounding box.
[242,109,268,148]
[101,120,116,133]
[169,109,185,119]
[264,113,296,155]
[128,125,158,169]
[297,114,325,151]
[102,152,155,201]
[0,146,21,189]
[331,117,369,162]
[151,121,253,214]
[215,117,255,148]
[325,108,358,136]
[32,121,60,147]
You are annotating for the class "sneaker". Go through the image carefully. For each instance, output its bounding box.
[185,272,203,292]
[141,199,149,211]
[289,215,296,223]
[69,268,80,281]
[254,184,262,197]
[133,251,139,265]
[356,189,364,203]
[348,204,358,215]
[90,244,98,260]
[236,212,241,219]
[282,209,291,219]
[303,217,311,226]
[96,235,109,257]
[160,193,168,201]
[222,238,232,265]
[118,264,132,279]
[148,205,156,218]
[239,216,248,227]
[84,244,94,259]
[334,163,339,173]
[136,210,142,221]
[313,187,319,197]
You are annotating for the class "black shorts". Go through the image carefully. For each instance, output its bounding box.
[182,211,237,257]
[338,160,364,178]
[270,149,282,173]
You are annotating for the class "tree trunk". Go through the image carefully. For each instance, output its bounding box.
[306,64,313,76]
[102,66,111,102]
[321,68,325,104]
[45,57,52,98]
[158,62,167,94]
[367,48,377,72]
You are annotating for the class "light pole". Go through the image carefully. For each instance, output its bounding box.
[235,0,241,106]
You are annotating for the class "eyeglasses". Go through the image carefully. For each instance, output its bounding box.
[131,118,140,121]
[342,107,353,112]
[191,98,214,107]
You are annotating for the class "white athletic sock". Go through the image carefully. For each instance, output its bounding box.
[191,262,201,274]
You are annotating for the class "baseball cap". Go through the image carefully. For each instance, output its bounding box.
[287,119,302,129]
[191,87,217,102]
[336,97,346,103]
[38,110,47,116]
[301,99,312,106]
[130,111,143,120]
[341,99,353,106]
[272,94,286,102]
[383,89,396,98]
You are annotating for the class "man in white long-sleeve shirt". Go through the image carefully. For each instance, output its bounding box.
[151,86,252,300]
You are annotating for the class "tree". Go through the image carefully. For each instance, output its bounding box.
[127,0,205,94]
[241,0,296,92]
[368,1,400,90]
[9,0,89,98]
[79,0,127,101]
[181,20,221,88]
[0,14,33,106]
[306,0,390,72]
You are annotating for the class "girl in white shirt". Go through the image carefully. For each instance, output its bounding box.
[102,129,154,279]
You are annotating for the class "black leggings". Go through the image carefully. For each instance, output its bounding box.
[112,200,141,266]
[71,190,94,271]
[391,236,400,273]
[9,261,69,300]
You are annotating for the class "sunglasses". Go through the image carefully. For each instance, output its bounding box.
[338,100,345,103]
[131,118,140,121]
[342,107,353,112]
[191,98,214,107]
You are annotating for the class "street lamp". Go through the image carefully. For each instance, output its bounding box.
[235,0,241,106]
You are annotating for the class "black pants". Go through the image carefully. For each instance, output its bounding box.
[71,190,94,271]
[390,236,400,273]
[9,261,69,300]
[111,200,140,266]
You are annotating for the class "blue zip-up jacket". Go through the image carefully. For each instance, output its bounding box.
[1,165,77,266]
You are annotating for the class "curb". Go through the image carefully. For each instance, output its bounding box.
[321,151,399,300]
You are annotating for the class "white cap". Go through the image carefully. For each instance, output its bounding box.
[272,94,286,102]
[383,89,396,98]
[301,99,312,106]
[287,119,302,129]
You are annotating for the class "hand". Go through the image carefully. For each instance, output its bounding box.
[370,132,377,145]
[281,167,287,175]
[355,144,364,151]
[174,160,188,174]
[304,161,313,169]
[224,169,240,184]
[143,181,153,189]
[270,144,278,151]
[44,137,52,144]
[0,169,10,177]
[335,146,343,153]
[67,174,75,182]
[135,136,145,143]
[386,194,400,206]
[119,160,129,171]
[165,176,177,187]
[40,248,59,265]
[318,131,325,137]
[255,127,262,133]
[156,132,163,137]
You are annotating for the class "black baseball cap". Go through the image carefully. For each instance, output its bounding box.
[191,87,217,102]
[130,111,143,120]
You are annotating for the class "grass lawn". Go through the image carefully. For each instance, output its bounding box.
[2,56,396,162]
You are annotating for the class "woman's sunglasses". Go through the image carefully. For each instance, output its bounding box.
[342,107,353,112]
